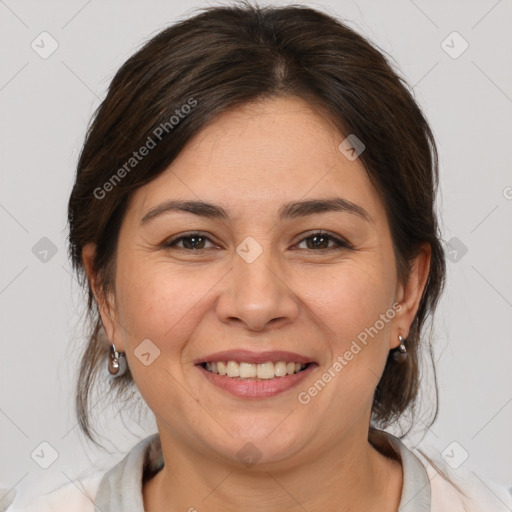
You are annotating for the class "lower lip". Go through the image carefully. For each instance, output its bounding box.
[197,364,316,398]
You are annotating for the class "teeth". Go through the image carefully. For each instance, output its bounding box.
[239,362,257,378]
[274,361,287,377]
[203,360,308,379]
[217,361,227,376]
[256,362,275,380]
[226,360,240,377]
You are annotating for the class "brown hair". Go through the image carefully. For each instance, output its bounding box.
[67,1,445,446]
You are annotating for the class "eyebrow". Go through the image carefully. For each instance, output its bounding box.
[140,197,373,225]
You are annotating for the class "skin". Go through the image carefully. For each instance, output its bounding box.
[83,96,430,511]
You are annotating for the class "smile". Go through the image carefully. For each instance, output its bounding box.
[202,360,309,379]
[195,350,317,398]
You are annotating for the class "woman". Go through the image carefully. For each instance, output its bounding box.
[5,2,511,511]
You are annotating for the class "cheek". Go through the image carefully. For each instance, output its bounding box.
[308,260,395,337]
[113,263,211,408]
[310,262,395,391]
[115,261,218,348]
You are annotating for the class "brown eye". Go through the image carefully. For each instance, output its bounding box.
[295,232,352,251]
[164,233,215,250]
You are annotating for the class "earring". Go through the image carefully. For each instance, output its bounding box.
[393,334,407,363]
[108,343,127,377]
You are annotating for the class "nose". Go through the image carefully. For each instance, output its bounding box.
[215,245,299,332]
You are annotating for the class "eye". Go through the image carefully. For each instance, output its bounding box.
[164,232,217,251]
[162,231,353,252]
[294,231,352,251]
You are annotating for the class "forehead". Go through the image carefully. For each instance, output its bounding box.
[127,96,386,225]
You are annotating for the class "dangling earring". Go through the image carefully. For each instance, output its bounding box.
[393,334,407,362]
[108,342,127,377]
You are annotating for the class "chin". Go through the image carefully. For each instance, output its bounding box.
[207,421,309,467]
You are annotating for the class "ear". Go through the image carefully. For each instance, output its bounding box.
[82,243,124,351]
[391,242,431,349]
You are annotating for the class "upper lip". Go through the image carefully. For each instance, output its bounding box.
[194,349,315,365]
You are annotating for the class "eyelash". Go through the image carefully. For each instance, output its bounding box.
[163,231,353,252]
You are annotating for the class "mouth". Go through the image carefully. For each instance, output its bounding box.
[200,360,310,379]
[194,350,317,398]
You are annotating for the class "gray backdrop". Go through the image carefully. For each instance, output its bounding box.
[1,0,511,506]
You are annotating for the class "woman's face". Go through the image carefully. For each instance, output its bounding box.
[89,96,428,468]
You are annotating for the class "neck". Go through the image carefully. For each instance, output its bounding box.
[143,427,403,512]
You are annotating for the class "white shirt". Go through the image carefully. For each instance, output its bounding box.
[2,431,511,511]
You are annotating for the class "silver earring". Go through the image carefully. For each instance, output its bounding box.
[393,334,407,363]
[108,343,127,377]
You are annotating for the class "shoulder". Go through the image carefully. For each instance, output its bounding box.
[409,443,512,512]
[1,471,105,512]
[3,433,161,512]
